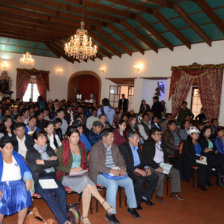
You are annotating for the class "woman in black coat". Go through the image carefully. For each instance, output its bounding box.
[198,126,224,186]
[181,127,210,190]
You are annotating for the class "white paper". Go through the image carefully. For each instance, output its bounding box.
[196,156,207,165]
[160,163,172,175]
[69,170,88,176]
[109,166,120,176]
[39,179,58,189]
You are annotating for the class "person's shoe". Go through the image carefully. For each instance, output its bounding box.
[127,208,140,218]
[156,195,165,204]
[200,186,208,191]
[106,213,120,224]
[136,204,143,210]
[170,193,184,201]
[142,198,155,206]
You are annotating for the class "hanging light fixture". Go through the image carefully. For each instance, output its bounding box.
[19,52,35,67]
[64,0,97,60]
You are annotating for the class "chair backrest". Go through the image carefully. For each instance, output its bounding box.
[178,141,184,155]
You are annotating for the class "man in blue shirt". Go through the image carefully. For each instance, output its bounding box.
[87,121,103,146]
[97,98,115,126]
[119,131,159,210]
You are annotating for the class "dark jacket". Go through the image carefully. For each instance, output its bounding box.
[118,98,128,112]
[180,137,201,182]
[139,104,150,113]
[87,129,102,146]
[55,128,63,141]
[142,139,169,169]
[11,134,34,153]
[65,111,74,125]
[119,142,144,178]
[177,108,194,125]
[26,145,59,182]
[152,101,163,119]
[162,129,181,155]
[198,135,216,156]
[214,137,224,154]
[36,119,47,130]
[113,129,128,146]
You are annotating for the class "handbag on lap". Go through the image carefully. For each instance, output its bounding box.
[67,203,80,224]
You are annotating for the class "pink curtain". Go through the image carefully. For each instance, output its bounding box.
[197,69,223,120]
[171,71,193,118]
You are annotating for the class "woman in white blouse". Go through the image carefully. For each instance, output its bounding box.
[0,136,32,224]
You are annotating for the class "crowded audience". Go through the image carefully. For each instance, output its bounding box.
[0,96,223,224]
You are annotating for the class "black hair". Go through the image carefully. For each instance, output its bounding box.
[118,119,126,126]
[34,109,44,118]
[200,126,212,137]
[153,96,159,100]
[150,128,161,136]
[22,107,30,114]
[181,119,190,128]
[213,126,224,138]
[72,120,83,128]
[53,118,62,125]
[127,131,139,138]
[33,130,47,140]
[165,113,172,118]
[66,126,80,137]
[14,114,22,121]
[182,101,187,105]
[44,121,54,129]
[99,114,106,119]
[29,115,36,121]
[0,136,12,148]
[13,122,26,130]
[102,98,110,107]
[142,113,149,118]
[92,107,97,112]
[101,128,113,138]
[3,115,12,124]
[56,108,64,114]
[211,118,218,124]
[168,120,177,126]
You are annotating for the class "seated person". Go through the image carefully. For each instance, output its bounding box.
[89,129,139,224]
[161,113,172,133]
[1,116,13,137]
[73,121,91,152]
[0,136,32,224]
[56,127,113,224]
[35,109,47,130]
[113,120,128,146]
[126,115,139,133]
[11,122,34,158]
[162,120,181,157]
[25,116,40,136]
[87,121,103,146]
[53,118,63,141]
[99,114,112,130]
[199,126,224,186]
[211,118,219,134]
[151,116,162,131]
[55,108,68,136]
[179,119,191,141]
[181,127,210,191]
[142,128,183,204]
[119,132,159,209]
[26,130,70,224]
[14,114,23,124]
[44,121,62,152]
[86,108,99,130]
[138,113,151,142]
[213,126,224,155]
[21,108,30,125]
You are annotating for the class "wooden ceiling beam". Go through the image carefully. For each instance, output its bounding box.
[88,31,121,58]
[136,16,173,51]
[92,26,132,56]
[172,3,211,46]
[145,0,172,8]
[193,0,224,34]
[152,10,191,49]
[108,24,145,54]
[121,20,158,52]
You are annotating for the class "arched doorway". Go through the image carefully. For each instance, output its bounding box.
[67,71,101,104]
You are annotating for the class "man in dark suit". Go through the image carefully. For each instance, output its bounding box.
[118,94,128,112]
[119,132,159,210]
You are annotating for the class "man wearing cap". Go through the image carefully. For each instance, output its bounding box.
[87,120,103,146]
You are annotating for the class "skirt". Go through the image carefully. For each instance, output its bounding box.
[62,175,95,194]
[0,180,32,215]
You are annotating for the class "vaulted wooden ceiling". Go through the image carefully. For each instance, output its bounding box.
[0,0,224,63]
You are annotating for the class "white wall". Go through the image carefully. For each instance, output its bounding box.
[1,40,224,123]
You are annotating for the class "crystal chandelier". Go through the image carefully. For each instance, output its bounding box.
[64,21,97,60]
[19,52,35,67]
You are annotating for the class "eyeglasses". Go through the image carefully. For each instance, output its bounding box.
[153,133,162,136]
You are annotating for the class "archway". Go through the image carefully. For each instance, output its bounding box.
[67,71,101,104]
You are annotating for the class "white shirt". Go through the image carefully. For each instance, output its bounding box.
[48,134,61,151]
[2,156,22,181]
[67,111,74,125]
[22,117,29,125]
[17,136,27,158]
[153,141,164,164]
[86,116,99,130]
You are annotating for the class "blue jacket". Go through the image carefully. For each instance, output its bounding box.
[80,133,92,152]
[97,106,115,126]
[214,137,224,154]
[87,130,102,146]
[0,151,32,182]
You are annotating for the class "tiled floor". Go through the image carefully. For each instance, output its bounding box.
[4,176,224,224]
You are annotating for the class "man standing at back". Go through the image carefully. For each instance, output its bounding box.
[152,96,163,120]
[118,94,128,112]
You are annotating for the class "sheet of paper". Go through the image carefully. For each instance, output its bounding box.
[39,179,58,189]
[196,156,207,165]
[160,162,172,175]
[69,170,88,176]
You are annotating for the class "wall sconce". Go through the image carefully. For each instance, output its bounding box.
[99,65,107,74]
[134,63,144,72]
[1,60,9,70]
[55,67,64,75]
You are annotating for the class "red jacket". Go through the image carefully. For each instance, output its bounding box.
[113,129,128,146]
